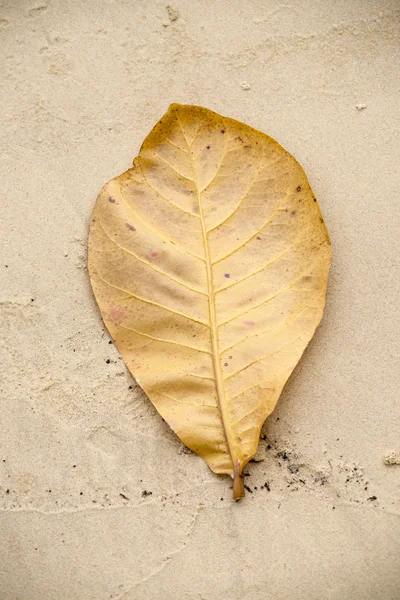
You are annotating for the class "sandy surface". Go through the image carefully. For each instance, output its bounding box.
[1,1,400,599]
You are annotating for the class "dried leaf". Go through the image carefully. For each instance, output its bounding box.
[88,104,331,499]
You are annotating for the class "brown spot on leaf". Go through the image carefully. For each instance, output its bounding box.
[108,196,117,204]
[126,223,136,232]
[149,251,158,258]
[243,320,255,327]
[291,211,296,216]
[296,186,302,192]
[109,307,125,322]
[224,273,230,278]
[221,129,225,134]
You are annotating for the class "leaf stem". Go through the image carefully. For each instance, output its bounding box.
[233,466,245,500]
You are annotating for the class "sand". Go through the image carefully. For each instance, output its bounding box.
[0,1,399,599]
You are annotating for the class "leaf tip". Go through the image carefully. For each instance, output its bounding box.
[168,102,182,113]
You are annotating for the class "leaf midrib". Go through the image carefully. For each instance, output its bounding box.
[176,114,239,476]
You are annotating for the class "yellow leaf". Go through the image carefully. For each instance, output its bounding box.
[88,104,331,499]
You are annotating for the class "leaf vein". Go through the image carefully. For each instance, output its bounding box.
[218,263,318,327]
[224,334,305,382]
[215,237,322,293]
[221,306,309,353]
[180,372,215,381]
[199,124,228,194]
[177,109,238,472]
[211,206,286,265]
[117,180,205,261]
[231,385,264,401]
[206,162,264,233]
[164,137,188,153]
[117,322,211,354]
[138,160,200,219]
[143,385,216,408]
[98,220,207,296]
[94,269,208,326]
[153,152,194,181]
